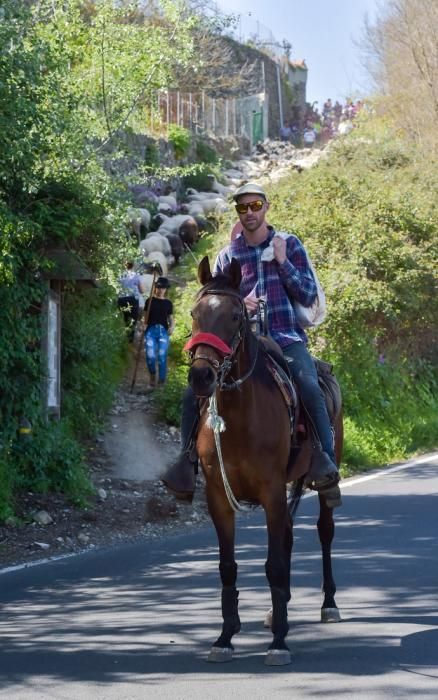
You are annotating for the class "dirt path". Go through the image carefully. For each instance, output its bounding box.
[0,349,209,572]
[103,345,180,482]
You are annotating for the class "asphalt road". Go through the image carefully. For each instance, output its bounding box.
[1,453,437,699]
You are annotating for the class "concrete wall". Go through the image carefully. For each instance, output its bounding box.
[220,37,308,139]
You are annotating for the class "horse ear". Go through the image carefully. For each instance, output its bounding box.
[229,258,242,289]
[198,256,212,285]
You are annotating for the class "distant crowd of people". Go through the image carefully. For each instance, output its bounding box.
[280,97,364,148]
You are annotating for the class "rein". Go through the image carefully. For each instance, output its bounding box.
[186,285,260,513]
[206,393,252,513]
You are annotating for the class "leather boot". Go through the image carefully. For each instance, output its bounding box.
[161,387,199,502]
[305,448,342,509]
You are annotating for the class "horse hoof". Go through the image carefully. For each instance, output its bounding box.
[321,607,341,623]
[263,608,273,628]
[265,649,292,666]
[207,646,234,663]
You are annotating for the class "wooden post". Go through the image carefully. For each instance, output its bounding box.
[41,285,61,420]
[189,92,192,130]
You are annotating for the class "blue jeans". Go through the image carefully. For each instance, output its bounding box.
[145,325,170,382]
[283,342,336,465]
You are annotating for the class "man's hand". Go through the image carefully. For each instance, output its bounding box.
[244,293,260,314]
[272,236,287,264]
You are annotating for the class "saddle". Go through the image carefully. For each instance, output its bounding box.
[260,339,341,424]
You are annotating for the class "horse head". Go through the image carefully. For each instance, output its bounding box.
[185,256,245,397]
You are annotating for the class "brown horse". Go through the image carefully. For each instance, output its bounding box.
[185,256,342,666]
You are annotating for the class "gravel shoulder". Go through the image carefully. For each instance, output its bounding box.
[0,360,209,572]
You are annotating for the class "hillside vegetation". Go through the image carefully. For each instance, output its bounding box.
[160,115,438,472]
[0,0,197,519]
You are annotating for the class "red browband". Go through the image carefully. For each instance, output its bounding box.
[184,332,232,357]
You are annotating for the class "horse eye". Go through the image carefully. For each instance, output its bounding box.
[232,313,240,322]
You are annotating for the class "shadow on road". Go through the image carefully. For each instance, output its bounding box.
[1,468,438,687]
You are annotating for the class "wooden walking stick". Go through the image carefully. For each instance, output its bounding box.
[130,268,158,393]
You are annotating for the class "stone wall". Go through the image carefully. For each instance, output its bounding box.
[220,37,307,139]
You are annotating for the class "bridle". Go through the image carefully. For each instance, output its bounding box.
[185,287,259,391]
[185,285,261,514]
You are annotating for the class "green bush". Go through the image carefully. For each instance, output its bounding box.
[155,364,190,426]
[182,163,225,192]
[168,125,191,160]
[61,288,127,437]
[11,420,92,501]
[144,142,160,168]
[163,115,438,475]
[195,138,219,164]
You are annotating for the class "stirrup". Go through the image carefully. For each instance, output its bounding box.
[160,452,197,503]
[307,470,340,492]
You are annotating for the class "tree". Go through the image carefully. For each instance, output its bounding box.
[361,0,438,149]
[175,1,262,97]
[0,0,198,517]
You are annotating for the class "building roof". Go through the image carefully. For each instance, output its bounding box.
[41,248,99,288]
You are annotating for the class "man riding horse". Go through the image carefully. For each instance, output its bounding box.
[162,182,341,508]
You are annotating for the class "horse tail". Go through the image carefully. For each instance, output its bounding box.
[287,475,305,520]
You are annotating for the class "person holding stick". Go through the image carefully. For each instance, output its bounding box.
[143,277,174,388]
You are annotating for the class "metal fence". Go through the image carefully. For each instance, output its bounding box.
[154,89,268,145]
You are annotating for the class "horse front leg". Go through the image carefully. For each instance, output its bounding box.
[206,486,241,663]
[318,494,341,623]
[264,495,292,666]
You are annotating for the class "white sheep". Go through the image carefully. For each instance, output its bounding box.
[157,194,178,213]
[139,234,172,258]
[206,174,234,196]
[143,250,168,276]
[183,197,229,217]
[186,191,226,202]
[155,214,199,247]
[127,207,151,240]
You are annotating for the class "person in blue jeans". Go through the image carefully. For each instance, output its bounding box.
[144,277,174,387]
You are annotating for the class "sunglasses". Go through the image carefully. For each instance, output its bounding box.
[235,199,265,214]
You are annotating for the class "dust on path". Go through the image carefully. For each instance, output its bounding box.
[102,340,180,483]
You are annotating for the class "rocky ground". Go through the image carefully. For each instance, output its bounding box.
[0,361,210,572]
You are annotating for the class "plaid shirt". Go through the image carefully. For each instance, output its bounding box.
[213,227,317,347]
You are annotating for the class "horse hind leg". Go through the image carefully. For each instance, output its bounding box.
[318,494,341,623]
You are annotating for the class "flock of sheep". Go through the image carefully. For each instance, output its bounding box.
[125,173,236,296]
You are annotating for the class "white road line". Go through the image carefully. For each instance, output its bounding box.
[298,452,437,502]
[340,452,438,489]
[1,453,437,576]
[0,551,78,576]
